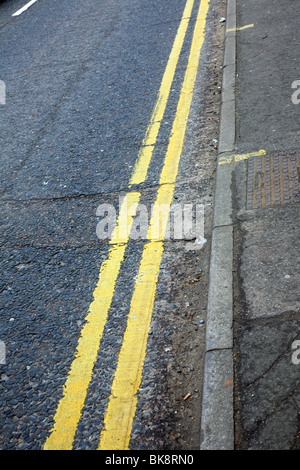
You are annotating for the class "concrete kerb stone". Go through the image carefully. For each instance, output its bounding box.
[213,156,234,228]
[218,100,235,155]
[200,0,236,450]
[200,350,234,450]
[222,64,235,103]
[205,225,233,352]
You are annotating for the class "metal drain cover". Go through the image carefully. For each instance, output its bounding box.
[246,153,300,209]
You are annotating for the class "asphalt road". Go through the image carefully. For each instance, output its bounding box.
[0,0,225,450]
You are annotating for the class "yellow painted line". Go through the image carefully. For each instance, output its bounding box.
[98,239,165,451]
[98,0,210,450]
[43,192,140,450]
[226,23,254,33]
[99,185,175,451]
[129,0,195,186]
[218,149,266,165]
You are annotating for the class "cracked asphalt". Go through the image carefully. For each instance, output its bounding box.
[0,0,225,450]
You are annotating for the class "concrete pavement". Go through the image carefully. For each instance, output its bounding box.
[201,0,300,450]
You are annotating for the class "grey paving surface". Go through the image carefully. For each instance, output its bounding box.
[201,0,300,451]
[233,0,300,450]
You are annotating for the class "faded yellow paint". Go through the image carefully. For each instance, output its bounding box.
[218,149,266,165]
[226,23,254,33]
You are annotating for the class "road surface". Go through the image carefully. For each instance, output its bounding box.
[0,0,225,450]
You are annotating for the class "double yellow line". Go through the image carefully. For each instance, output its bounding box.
[44,0,210,451]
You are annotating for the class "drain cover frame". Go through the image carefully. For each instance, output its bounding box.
[246,152,300,210]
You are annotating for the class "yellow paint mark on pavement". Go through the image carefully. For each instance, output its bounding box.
[218,149,266,165]
[98,0,210,450]
[226,23,254,33]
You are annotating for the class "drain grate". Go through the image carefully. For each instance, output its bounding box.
[246,153,300,209]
